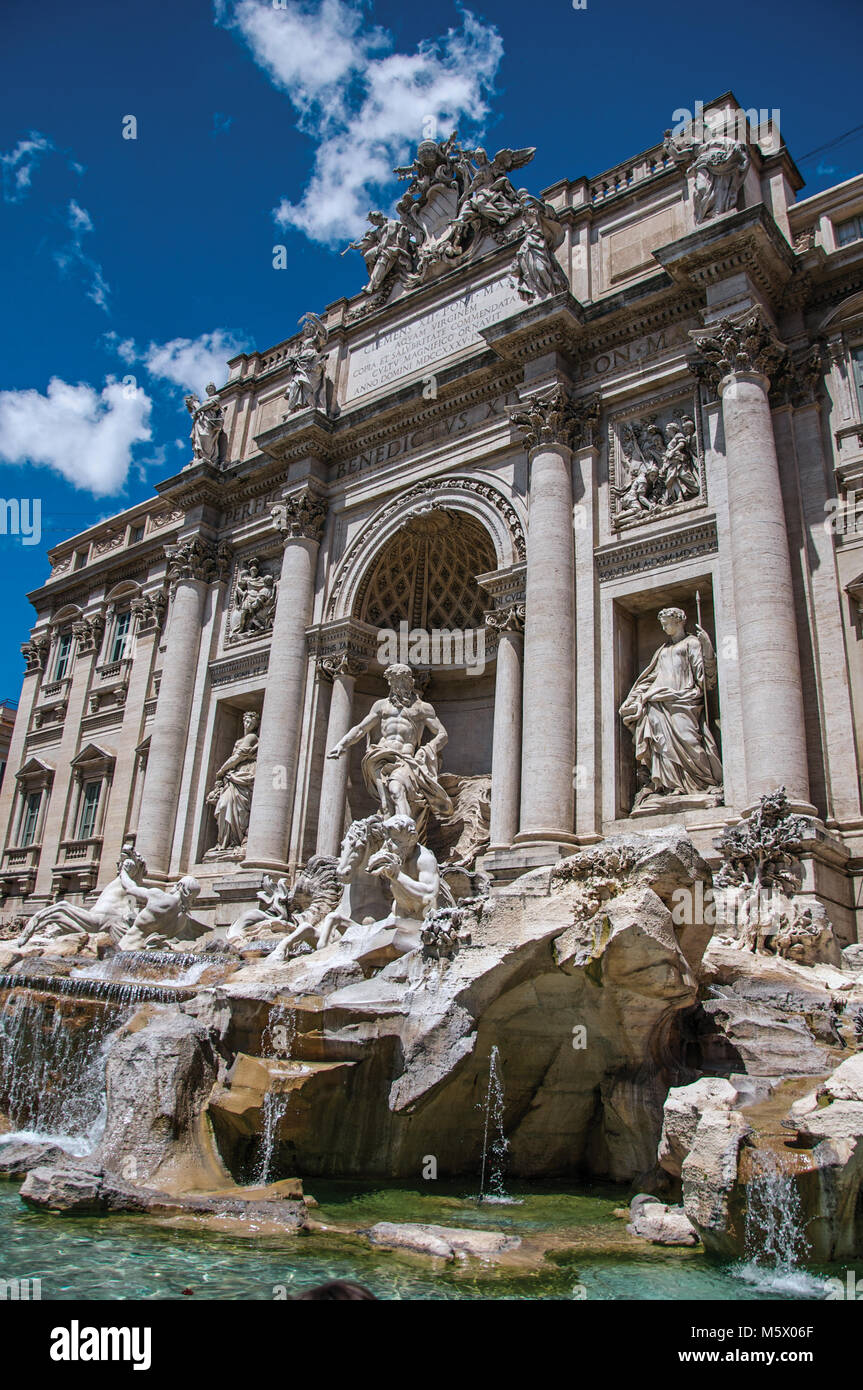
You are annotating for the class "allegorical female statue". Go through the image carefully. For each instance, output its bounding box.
[619,606,723,810]
[206,711,259,851]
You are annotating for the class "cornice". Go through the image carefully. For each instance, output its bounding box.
[652,203,795,303]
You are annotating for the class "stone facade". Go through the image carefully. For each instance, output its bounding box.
[3,94,863,943]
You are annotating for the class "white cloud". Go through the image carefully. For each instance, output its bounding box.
[53,199,111,312]
[0,378,152,496]
[219,0,504,244]
[0,131,54,202]
[103,331,139,365]
[139,329,250,396]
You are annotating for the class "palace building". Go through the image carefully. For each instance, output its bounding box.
[4,92,863,942]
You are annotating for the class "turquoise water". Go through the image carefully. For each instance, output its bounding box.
[0,1183,848,1300]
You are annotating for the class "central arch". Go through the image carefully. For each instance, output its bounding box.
[325,475,526,623]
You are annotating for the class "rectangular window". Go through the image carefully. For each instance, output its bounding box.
[54,632,72,680]
[77,780,101,840]
[110,611,131,663]
[20,790,41,847]
[130,524,145,544]
[836,215,863,248]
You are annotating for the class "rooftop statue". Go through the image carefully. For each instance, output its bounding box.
[184,383,224,466]
[283,312,329,413]
[663,116,750,223]
[343,211,415,296]
[344,134,564,305]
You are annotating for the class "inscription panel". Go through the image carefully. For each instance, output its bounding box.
[344,277,522,402]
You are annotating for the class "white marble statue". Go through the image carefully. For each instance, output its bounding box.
[459,145,535,228]
[619,606,723,809]
[229,559,276,638]
[115,870,202,950]
[368,814,441,923]
[185,383,224,465]
[15,842,146,947]
[326,662,452,839]
[206,712,259,851]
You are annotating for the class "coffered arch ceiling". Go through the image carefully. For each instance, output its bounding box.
[354,510,495,630]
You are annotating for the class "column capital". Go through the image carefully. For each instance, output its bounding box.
[71,614,104,656]
[316,652,368,683]
[769,342,825,409]
[165,536,232,587]
[130,589,168,633]
[484,603,525,635]
[21,633,50,672]
[508,386,601,453]
[689,309,788,394]
[271,489,327,543]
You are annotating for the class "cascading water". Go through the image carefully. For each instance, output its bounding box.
[478,1045,512,1203]
[736,1149,825,1296]
[261,1000,297,1060]
[252,1000,297,1185]
[0,984,128,1155]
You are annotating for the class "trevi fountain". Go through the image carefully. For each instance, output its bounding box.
[3,105,863,1306]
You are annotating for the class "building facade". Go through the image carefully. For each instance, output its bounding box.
[3,93,863,941]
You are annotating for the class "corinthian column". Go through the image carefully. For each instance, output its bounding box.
[484,605,524,850]
[693,311,812,810]
[135,538,229,877]
[243,490,327,872]
[315,652,366,857]
[509,386,587,846]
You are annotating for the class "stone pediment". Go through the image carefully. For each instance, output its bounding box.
[15,756,54,780]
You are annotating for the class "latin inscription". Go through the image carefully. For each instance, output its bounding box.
[345,278,523,401]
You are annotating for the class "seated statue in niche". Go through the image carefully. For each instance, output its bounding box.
[229,559,276,639]
[206,711,259,853]
[326,662,453,841]
[619,606,723,812]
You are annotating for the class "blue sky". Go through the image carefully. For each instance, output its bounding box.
[1,0,862,696]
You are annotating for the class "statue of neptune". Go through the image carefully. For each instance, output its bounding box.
[326,663,453,840]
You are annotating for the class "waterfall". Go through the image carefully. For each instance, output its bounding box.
[736,1149,825,1295]
[253,1085,292,1186]
[261,1000,296,1060]
[0,985,129,1154]
[479,1045,512,1203]
[745,1149,807,1270]
[251,1000,297,1185]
